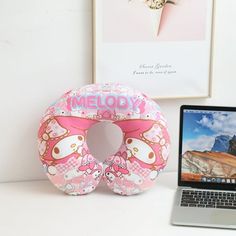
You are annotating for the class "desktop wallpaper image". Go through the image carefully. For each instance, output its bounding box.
[181,110,236,183]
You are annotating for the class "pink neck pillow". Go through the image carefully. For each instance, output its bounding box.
[38,84,170,195]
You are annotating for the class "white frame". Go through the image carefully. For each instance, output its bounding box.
[93,0,214,99]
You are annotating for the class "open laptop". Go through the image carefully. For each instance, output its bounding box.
[171,105,236,229]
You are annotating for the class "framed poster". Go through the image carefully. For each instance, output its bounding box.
[93,0,214,99]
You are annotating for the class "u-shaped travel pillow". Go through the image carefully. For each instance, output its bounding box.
[38,84,170,195]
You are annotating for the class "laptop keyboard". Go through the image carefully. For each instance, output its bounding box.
[181,190,236,209]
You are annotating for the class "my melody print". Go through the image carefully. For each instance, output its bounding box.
[38,83,170,195]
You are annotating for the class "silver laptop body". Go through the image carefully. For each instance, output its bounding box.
[171,105,236,229]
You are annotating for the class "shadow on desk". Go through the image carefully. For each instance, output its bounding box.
[11,180,115,197]
[8,171,177,197]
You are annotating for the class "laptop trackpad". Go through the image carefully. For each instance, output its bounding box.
[211,211,236,225]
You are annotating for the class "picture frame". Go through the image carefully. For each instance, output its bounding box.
[93,0,214,99]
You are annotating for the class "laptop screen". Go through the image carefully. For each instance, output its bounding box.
[180,106,236,186]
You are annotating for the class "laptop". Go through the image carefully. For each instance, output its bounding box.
[171,105,236,229]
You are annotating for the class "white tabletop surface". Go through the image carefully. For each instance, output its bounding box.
[0,172,235,236]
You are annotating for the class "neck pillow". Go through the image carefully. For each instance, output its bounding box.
[38,84,170,195]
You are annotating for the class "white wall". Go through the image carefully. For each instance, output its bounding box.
[0,0,235,182]
[0,0,93,182]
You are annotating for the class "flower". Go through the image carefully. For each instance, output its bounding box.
[129,0,175,10]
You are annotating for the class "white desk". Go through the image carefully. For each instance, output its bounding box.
[0,172,235,236]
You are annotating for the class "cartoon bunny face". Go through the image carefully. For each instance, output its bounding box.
[82,184,95,194]
[124,173,143,185]
[52,135,84,159]
[125,138,156,164]
[105,171,116,182]
[92,170,102,180]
